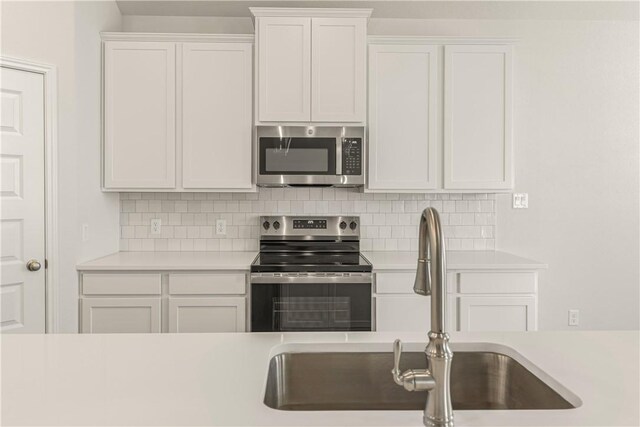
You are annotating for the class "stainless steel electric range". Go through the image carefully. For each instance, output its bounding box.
[250,216,372,332]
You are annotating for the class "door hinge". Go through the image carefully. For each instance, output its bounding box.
[45,259,48,269]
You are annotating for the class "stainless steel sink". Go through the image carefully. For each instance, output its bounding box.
[264,346,580,411]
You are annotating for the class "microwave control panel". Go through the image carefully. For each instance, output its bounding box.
[342,138,362,176]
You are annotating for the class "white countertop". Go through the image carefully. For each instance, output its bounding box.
[1,331,637,426]
[77,251,546,271]
[363,251,547,270]
[76,251,258,271]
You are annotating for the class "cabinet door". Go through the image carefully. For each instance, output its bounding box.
[375,295,431,332]
[181,43,252,189]
[456,296,536,332]
[368,44,438,190]
[168,297,246,333]
[104,41,176,189]
[81,297,161,333]
[311,18,366,122]
[443,45,513,190]
[257,17,311,122]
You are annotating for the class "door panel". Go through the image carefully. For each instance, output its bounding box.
[104,41,176,188]
[457,296,536,331]
[311,18,366,122]
[368,44,438,190]
[181,43,252,189]
[81,298,161,333]
[168,297,245,333]
[375,295,431,332]
[257,17,311,122]
[0,67,45,333]
[444,45,513,189]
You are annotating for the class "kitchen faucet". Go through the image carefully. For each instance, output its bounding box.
[391,207,454,427]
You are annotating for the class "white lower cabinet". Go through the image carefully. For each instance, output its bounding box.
[168,297,245,333]
[79,271,247,333]
[454,295,536,332]
[81,298,161,333]
[376,295,431,332]
[374,269,538,332]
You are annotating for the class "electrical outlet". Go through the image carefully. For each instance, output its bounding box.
[151,218,161,235]
[568,309,579,326]
[513,193,529,209]
[81,224,89,242]
[216,219,227,235]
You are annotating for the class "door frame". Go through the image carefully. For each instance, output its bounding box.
[1,56,59,333]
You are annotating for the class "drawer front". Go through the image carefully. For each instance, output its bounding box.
[375,272,416,294]
[82,274,161,295]
[168,273,246,295]
[450,272,536,294]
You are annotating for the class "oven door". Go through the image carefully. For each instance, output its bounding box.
[250,273,372,332]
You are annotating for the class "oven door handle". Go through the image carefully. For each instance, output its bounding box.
[251,274,372,284]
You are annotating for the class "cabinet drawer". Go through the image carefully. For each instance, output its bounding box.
[449,272,536,294]
[375,272,416,294]
[82,274,161,295]
[168,273,246,295]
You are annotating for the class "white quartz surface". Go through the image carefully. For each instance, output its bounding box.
[77,251,546,271]
[363,251,547,270]
[2,331,637,426]
[76,251,258,271]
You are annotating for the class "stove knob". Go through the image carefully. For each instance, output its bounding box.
[262,221,270,230]
[349,221,357,230]
[273,221,281,230]
[339,221,347,230]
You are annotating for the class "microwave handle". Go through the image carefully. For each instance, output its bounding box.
[336,138,342,175]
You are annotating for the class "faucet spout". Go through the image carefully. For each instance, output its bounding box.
[415,207,447,333]
[392,207,454,427]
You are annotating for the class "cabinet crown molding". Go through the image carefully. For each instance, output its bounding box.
[368,35,520,45]
[100,32,255,43]
[250,7,373,20]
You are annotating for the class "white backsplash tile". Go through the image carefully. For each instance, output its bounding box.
[119,189,497,252]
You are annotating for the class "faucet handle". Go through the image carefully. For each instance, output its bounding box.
[392,339,403,385]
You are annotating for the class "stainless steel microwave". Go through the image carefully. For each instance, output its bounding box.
[256,126,365,187]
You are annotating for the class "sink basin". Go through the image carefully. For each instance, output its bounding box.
[264,344,580,411]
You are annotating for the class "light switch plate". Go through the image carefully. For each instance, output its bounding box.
[513,193,529,209]
[81,224,89,242]
[568,309,579,326]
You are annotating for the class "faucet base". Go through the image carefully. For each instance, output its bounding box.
[424,414,455,427]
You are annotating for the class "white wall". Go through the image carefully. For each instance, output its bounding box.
[1,1,122,332]
[122,14,639,331]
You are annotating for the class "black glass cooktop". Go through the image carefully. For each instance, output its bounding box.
[251,252,372,273]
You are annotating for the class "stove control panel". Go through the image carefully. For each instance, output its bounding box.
[260,216,359,238]
[293,219,327,229]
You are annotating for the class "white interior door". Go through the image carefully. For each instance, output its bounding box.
[0,66,46,333]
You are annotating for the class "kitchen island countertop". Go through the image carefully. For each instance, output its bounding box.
[2,330,637,426]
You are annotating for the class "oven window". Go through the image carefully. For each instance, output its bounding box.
[251,283,372,332]
[259,137,336,175]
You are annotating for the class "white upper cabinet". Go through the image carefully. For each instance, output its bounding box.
[104,41,176,189]
[181,42,253,190]
[257,17,311,122]
[102,34,254,192]
[444,44,513,190]
[368,44,438,191]
[252,8,371,124]
[311,18,366,122]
